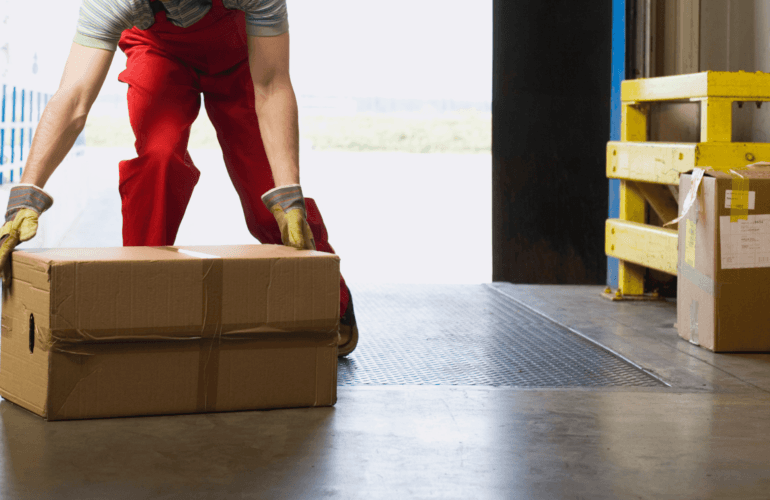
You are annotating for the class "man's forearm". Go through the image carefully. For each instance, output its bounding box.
[253,81,300,187]
[20,91,88,188]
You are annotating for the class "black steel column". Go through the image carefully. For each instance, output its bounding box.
[492,0,613,283]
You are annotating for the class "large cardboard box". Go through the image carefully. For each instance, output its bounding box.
[676,168,770,352]
[0,244,340,420]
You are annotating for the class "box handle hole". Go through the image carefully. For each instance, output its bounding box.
[29,314,34,354]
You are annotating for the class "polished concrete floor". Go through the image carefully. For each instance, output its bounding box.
[2,284,770,499]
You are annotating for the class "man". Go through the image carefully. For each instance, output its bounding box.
[0,0,358,355]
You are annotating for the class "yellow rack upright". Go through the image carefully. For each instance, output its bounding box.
[605,70,770,299]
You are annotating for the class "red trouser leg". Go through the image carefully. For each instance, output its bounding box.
[118,43,203,246]
[199,62,350,317]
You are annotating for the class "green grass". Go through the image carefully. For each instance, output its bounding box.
[300,111,491,154]
[84,110,492,154]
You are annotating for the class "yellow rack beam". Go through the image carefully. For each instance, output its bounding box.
[608,71,770,299]
[606,219,678,276]
[621,71,770,102]
[607,141,770,184]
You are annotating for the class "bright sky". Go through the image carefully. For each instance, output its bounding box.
[4,0,492,103]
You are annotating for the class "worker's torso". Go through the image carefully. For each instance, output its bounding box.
[118,0,247,74]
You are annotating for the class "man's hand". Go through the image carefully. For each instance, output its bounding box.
[0,185,54,284]
[261,184,315,250]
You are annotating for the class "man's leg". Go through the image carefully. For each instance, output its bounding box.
[199,62,351,319]
[118,42,203,246]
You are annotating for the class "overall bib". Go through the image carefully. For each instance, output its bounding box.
[117,0,350,316]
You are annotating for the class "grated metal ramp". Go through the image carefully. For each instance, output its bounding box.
[338,284,665,387]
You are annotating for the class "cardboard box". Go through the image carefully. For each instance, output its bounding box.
[0,244,340,420]
[676,167,770,351]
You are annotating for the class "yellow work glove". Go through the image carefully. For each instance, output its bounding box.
[0,184,54,284]
[261,184,316,250]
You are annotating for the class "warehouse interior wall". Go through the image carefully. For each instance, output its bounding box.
[644,0,770,143]
[648,0,701,143]
[701,0,770,143]
[492,0,613,284]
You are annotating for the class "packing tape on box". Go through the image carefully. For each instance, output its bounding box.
[39,332,336,358]
[729,169,750,223]
[678,263,721,299]
[664,168,706,227]
[40,320,336,344]
[689,300,700,346]
[161,247,223,413]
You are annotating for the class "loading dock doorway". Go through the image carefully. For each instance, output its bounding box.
[48,0,495,287]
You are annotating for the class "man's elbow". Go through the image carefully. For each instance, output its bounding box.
[50,85,93,123]
[252,71,293,102]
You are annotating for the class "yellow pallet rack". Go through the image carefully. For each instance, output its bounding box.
[605,70,770,300]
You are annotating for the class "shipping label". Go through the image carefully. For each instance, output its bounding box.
[720,214,770,269]
[725,190,756,210]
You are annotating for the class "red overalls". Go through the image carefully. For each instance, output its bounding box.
[117,0,350,317]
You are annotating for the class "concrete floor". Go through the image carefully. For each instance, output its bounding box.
[3,149,770,498]
[2,284,770,499]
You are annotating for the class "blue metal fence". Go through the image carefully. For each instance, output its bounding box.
[0,85,48,184]
[0,84,86,184]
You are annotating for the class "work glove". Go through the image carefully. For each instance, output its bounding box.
[0,184,54,284]
[261,184,316,250]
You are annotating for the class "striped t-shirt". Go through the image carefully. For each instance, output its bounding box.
[74,0,288,51]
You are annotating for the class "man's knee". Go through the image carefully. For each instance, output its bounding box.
[135,130,183,160]
[119,147,200,195]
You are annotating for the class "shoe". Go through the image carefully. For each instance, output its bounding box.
[338,291,359,357]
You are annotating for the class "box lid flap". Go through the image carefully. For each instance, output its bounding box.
[666,166,770,227]
[681,166,770,179]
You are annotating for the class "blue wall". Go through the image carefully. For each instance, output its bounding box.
[607,0,625,287]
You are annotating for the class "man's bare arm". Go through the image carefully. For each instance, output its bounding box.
[247,31,300,187]
[21,43,114,187]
